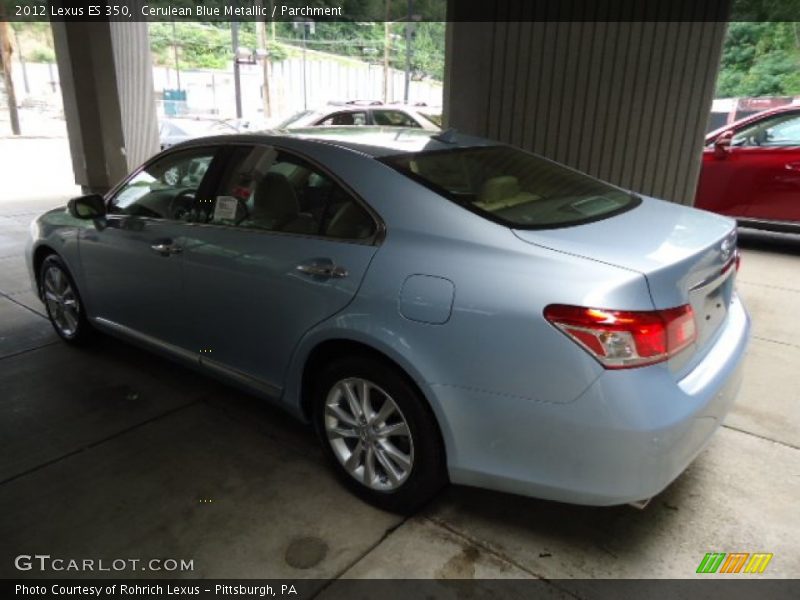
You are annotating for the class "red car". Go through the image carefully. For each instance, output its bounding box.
[696,105,800,232]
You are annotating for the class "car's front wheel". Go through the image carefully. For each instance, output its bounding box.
[313,355,447,514]
[40,254,92,344]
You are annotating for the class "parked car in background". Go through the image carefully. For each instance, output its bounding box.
[208,118,271,134]
[27,128,748,513]
[158,118,218,150]
[696,105,800,232]
[276,101,441,131]
[159,118,271,151]
[412,105,442,128]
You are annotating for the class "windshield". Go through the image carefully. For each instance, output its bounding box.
[276,110,317,129]
[383,145,640,229]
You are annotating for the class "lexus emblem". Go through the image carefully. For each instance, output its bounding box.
[720,237,733,261]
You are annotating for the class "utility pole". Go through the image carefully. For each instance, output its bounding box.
[301,25,307,110]
[0,21,21,135]
[256,12,271,118]
[293,20,313,110]
[270,0,276,41]
[383,0,391,103]
[171,21,181,90]
[231,21,242,118]
[14,28,29,94]
[403,0,413,103]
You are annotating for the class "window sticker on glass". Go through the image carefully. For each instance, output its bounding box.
[214,196,239,221]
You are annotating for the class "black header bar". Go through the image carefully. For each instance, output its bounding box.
[2,0,800,23]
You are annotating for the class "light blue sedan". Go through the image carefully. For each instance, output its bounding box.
[26,127,750,513]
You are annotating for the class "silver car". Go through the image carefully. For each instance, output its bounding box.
[26,127,750,513]
[276,103,441,131]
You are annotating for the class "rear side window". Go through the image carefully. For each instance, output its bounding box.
[372,110,420,128]
[383,146,639,229]
[317,111,367,126]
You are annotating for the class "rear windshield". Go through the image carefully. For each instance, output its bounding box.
[383,145,639,229]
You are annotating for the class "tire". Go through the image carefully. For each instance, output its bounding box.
[39,254,92,344]
[313,354,448,514]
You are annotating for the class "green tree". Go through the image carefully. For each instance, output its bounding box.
[716,22,800,97]
[149,22,286,70]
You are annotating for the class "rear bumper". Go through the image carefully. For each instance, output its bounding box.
[436,294,751,506]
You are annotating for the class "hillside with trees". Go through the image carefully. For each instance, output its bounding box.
[716,22,800,97]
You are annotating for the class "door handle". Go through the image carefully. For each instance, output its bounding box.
[785,161,800,172]
[150,242,182,256]
[296,263,349,279]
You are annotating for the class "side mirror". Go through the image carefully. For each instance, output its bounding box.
[67,194,106,219]
[713,130,734,158]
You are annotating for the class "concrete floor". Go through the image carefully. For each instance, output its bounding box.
[0,139,798,585]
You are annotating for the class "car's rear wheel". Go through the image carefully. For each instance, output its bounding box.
[313,355,447,514]
[40,254,91,344]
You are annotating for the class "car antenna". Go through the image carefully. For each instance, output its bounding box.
[431,128,458,144]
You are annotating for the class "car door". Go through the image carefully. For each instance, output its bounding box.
[179,144,381,396]
[697,110,800,222]
[79,147,221,350]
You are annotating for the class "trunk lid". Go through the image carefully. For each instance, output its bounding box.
[513,196,738,371]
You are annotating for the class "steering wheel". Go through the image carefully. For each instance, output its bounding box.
[169,189,196,221]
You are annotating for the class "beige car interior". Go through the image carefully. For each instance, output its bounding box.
[474,176,539,212]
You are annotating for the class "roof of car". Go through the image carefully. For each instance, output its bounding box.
[706,104,800,141]
[174,126,497,158]
[291,105,422,121]
[316,102,438,112]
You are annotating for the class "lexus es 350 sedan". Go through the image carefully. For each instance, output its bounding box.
[26,127,750,513]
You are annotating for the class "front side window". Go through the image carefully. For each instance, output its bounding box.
[383,146,639,229]
[372,110,420,128]
[732,112,800,147]
[108,149,215,220]
[203,146,376,240]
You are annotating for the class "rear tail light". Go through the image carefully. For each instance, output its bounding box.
[544,304,697,369]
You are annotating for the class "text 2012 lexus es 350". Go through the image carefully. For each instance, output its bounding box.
[26,128,750,513]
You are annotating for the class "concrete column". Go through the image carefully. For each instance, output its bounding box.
[51,20,159,194]
[444,2,731,205]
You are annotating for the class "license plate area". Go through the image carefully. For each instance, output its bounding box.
[691,270,734,350]
[670,269,735,377]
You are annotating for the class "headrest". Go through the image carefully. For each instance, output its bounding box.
[479,176,520,204]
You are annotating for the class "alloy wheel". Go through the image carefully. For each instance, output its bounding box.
[324,377,414,491]
[43,265,81,338]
